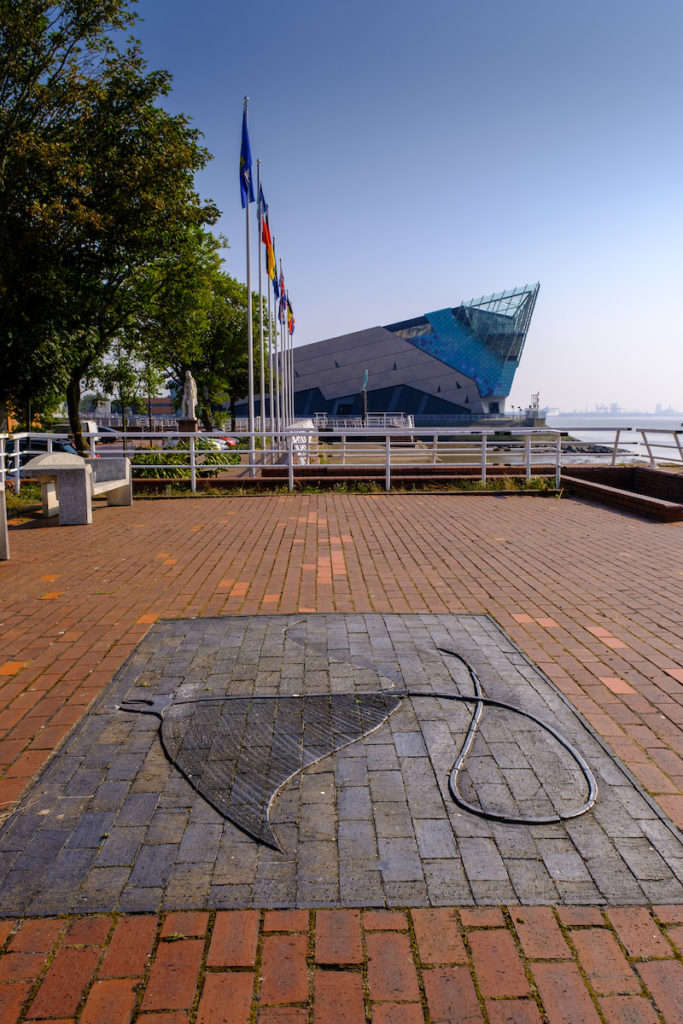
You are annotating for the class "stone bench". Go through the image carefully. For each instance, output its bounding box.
[1,482,8,560]
[22,453,132,526]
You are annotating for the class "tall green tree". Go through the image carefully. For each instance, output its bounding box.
[0,0,218,447]
[141,228,263,431]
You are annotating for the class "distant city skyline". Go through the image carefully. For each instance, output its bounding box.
[550,405,683,416]
[129,0,683,414]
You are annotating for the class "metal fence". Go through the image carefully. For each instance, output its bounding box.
[2,425,682,495]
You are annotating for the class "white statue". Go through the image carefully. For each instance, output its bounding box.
[180,370,197,420]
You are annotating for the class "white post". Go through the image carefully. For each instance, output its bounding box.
[674,431,683,464]
[555,434,562,488]
[611,429,620,467]
[12,436,20,494]
[0,438,8,560]
[288,435,294,491]
[0,483,8,561]
[524,433,531,481]
[189,435,197,493]
[642,431,655,466]
[385,434,391,491]
[481,433,487,484]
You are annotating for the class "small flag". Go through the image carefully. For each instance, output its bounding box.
[259,187,276,280]
[272,240,280,298]
[287,295,295,335]
[257,184,268,221]
[239,107,255,208]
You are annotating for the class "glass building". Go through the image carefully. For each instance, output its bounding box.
[246,283,540,423]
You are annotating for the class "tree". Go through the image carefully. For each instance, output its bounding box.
[0,1,136,419]
[0,1,218,448]
[141,228,264,431]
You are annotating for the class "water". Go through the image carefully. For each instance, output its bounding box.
[547,414,683,464]
[548,414,683,432]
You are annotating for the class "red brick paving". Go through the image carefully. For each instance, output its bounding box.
[1,493,683,1021]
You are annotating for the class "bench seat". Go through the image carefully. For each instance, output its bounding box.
[22,453,132,525]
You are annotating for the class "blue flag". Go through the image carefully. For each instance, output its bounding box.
[240,108,255,208]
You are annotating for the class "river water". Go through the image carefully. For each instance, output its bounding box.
[546,415,683,463]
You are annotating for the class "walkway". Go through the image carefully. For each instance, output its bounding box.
[1,492,682,1021]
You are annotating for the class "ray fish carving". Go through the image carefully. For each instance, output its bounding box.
[120,692,403,849]
[121,643,598,852]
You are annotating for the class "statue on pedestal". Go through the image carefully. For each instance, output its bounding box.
[180,370,198,421]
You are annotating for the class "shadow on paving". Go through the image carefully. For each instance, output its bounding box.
[1,614,682,915]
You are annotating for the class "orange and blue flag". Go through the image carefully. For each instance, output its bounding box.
[272,239,280,299]
[259,187,276,280]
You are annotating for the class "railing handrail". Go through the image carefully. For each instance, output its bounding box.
[3,425,682,495]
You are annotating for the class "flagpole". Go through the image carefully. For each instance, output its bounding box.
[273,240,281,439]
[286,295,293,426]
[267,282,274,457]
[256,161,266,456]
[242,98,255,458]
[285,317,291,429]
[285,300,291,426]
[288,300,294,425]
[290,314,295,424]
[279,259,287,429]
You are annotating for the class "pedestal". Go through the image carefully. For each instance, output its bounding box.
[176,418,198,434]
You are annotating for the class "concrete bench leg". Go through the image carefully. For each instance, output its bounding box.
[57,468,93,525]
[0,486,8,560]
[41,481,59,517]
[105,482,133,507]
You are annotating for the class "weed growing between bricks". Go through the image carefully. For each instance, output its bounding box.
[1,905,683,1022]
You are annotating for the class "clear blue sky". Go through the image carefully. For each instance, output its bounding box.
[130,0,683,413]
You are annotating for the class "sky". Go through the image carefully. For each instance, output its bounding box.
[128,0,683,413]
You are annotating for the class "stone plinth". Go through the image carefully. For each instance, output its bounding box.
[177,418,198,434]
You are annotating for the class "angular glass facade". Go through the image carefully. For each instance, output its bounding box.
[386,284,539,398]
[241,282,540,422]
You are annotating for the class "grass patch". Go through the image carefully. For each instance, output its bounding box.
[4,482,42,517]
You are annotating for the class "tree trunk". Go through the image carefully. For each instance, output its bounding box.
[66,374,85,454]
[229,397,236,432]
[200,407,214,431]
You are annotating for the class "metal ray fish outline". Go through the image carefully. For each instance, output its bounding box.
[120,642,597,852]
[120,691,404,850]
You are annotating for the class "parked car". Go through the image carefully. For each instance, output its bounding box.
[95,426,121,443]
[163,435,237,451]
[4,436,80,471]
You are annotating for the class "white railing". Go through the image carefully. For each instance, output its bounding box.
[301,428,563,491]
[3,426,682,497]
[1,429,275,495]
[558,426,683,467]
[312,413,416,430]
